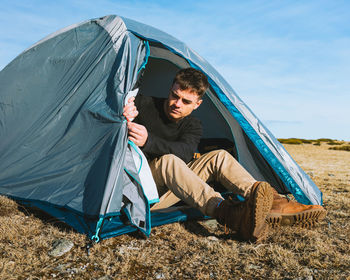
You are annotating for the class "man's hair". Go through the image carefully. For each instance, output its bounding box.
[173,67,209,98]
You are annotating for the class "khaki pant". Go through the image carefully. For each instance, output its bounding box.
[149,149,256,216]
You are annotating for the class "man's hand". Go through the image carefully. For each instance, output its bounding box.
[127,122,148,147]
[123,97,139,121]
[123,96,147,147]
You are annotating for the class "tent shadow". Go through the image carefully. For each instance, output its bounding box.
[182,220,240,241]
[182,220,215,237]
[17,202,78,234]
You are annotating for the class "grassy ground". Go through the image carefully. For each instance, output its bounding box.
[0,141,349,279]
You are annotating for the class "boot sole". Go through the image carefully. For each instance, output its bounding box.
[267,208,327,228]
[247,182,274,242]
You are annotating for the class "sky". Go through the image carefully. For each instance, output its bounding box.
[1,0,349,140]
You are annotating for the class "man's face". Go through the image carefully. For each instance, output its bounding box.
[164,82,203,122]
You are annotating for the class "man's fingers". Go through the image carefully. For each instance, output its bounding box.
[128,110,138,118]
[123,110,138,118]
[128,128,145,141]
[128,136,137,143]
[123,101,133,110]
[127,122,147,147]
[123,113,138,122]
[123,102,138,120]
[123,104,135,115]
[128,130,141,139]
[127,122,144,134]
[128,136,143,147]
[128,122,141,134]
[123,98,137,115]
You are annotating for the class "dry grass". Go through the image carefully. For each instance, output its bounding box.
[1,142,349,279]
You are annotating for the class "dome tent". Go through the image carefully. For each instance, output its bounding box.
[0,15,322,241]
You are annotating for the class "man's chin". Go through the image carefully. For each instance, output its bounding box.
[168,112,182,121]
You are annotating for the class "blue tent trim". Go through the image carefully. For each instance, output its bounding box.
[137,41,150,74]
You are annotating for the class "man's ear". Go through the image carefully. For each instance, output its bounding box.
[194,99,202,110]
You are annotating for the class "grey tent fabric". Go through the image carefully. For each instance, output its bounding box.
[0,14,323,241]
[0,16,152,235]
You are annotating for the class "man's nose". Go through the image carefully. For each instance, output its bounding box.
[175,99,182,107]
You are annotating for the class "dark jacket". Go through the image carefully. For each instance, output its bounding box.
[134,95,202,163]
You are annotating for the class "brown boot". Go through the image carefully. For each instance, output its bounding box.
[267,190,327,228]
[214,181,274,242]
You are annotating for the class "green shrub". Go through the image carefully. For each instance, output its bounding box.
[300,139,313,144]
[277,138,345,146]
[329,145,350,152]
[278,138,302,145]
[327,141,343,145]
[317,138,334,142]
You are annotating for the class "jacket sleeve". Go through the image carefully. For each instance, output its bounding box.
[141,118,202,163]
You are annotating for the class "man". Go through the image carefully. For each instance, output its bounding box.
[123,68,326,242]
